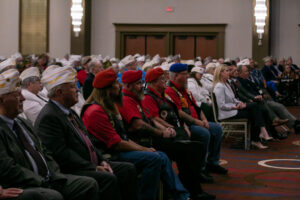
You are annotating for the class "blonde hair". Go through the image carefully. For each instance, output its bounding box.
[212,64,228,89]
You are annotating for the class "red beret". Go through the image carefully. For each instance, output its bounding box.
[145,67,164,83]
[93,69,117,88]
[121,70,142,84]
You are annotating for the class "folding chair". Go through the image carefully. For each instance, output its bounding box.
[211,92,251,150]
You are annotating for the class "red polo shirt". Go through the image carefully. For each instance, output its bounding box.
[165,81,199,119]
[118,89,150,125]
[82,104,122,149]
[142,87,163,118]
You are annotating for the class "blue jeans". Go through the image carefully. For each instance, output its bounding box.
[190,122,223,166]
[119,151,189,200]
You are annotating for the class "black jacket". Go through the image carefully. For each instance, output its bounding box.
[0,117,66,188]
[35,100,104,174]
[83,73,95,100]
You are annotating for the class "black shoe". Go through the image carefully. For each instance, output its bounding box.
[207,164,228,174]
[192,192,216,200]
[199,172,214,183]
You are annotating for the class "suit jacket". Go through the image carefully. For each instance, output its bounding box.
[213,82,239,120]
[235,78,259,102]
[261,65,276,81]
[0,117,65,188]
[35,100,104,174]
[83,73,95,100]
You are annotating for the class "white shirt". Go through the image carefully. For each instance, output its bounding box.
[187,78,212,107]
[201,73,214,92]
[21,89,48,125]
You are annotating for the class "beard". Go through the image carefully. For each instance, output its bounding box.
[131,88,144,101]
[110,89,123,106]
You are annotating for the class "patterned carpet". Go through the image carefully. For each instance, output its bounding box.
[202,106,300,200]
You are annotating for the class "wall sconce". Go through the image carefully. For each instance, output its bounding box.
[71,0,83,37]
[254,0,267,46]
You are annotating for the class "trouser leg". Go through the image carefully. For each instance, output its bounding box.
[156,151,190,200]
[17,188,63,200]
[50,174,100,200]
[73,170,120,200]
[109,161,138,200]
[118,151,162,200]
[267,100,296,128]
[207,122,222,166]
[189,125,210,169]
[154,140,204,198]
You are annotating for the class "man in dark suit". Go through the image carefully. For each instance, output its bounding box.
[83,60,104,99]
[236,63,296,129]
[0,69,99,200]
[35,65,137,200]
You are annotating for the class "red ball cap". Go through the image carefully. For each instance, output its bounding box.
[93,68,117,89]
[121,70,142,84]
[145,67,164,83]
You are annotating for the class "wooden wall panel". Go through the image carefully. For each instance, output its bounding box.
[174,36,195,60]
[196,36,217,59]
[125,35,145,56]
[146,35,166,57]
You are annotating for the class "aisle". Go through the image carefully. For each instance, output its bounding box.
[203,106,300,200]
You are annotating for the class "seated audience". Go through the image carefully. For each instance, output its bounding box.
[188,66,214,121]
[35,66,137,200]
[118,70,215,200]
[236,61,297,132]
[164,63,227,176]
[0,69,99,200]
[77,56,91,87]
[261,57,281,97]
[286,56,300,75]
[82,69,191,200]
[142,68,213,184]
[201,62,216,92]
[20,67,47,125]
[83,59,104,99]
[213,65,271,149]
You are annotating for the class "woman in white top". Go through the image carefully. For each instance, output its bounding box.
[201,62,216,92]
[188,66,214,121]
[213,64,272,149]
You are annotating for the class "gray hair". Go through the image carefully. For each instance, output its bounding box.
[21,76,39,88]
[88,60,102,73]
[47,84,64,98]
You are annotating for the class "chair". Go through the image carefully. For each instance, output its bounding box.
[211,92,251,150]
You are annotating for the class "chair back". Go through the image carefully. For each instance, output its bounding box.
[211,92,220,123]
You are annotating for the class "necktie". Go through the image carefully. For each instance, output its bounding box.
[13,121,48,177]
[36,95,47,103]
[230,81,238,98]
[68,112,98,165]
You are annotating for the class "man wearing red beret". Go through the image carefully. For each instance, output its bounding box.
[142,67,216,198]
[118,70,215,200]
[82,69,191,200]
[165,63,227,176]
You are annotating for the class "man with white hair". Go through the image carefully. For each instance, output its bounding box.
[201,62,216,92]
[35,66,137,200]
[83,60,104,99]
[20,67,47,125]
[0,69,100,200]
